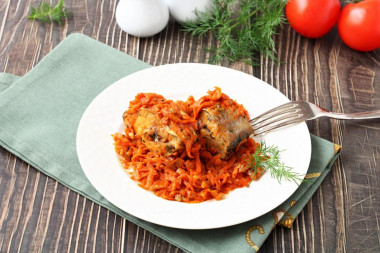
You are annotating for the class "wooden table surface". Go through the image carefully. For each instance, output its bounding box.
[1,0,379,252]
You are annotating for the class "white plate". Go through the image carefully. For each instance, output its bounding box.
[76,63,311,229]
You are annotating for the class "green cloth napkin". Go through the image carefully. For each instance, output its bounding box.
[0,33,340,253]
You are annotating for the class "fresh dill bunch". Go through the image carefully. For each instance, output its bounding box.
[249,142,305,185]
[28,0,71,25]
[181,0,287,65]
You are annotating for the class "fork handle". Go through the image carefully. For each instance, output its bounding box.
[325,110,380,120]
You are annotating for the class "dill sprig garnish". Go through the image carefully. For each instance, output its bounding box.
[181,0,287,65]
[250,142,305,185]
[28,0,71,25]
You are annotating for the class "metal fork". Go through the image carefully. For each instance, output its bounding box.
[250,101,380,136]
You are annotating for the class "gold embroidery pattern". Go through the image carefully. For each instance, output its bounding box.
[334,144,342,154]
[290,200,296,207]
[304,172,321,179]
[278,214,295,228]
[245,225,265,251]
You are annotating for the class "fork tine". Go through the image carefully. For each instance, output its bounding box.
[251,109,302,132]
[253,115,305,136]
[249,101,299,125]
[249,101,308,136]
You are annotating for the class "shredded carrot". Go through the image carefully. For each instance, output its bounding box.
[113,87,264,203]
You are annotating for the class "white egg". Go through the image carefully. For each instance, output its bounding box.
[116,0,169,38]
[164,0,214,23]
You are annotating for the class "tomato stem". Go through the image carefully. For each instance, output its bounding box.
[345,0,363,3]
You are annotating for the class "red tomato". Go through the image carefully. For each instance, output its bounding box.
[286,0,341,38]
[338,0,380,52]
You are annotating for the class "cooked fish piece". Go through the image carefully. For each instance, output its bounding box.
[198,104,254,159]
[123,100,253,159]
[123,108,184,155]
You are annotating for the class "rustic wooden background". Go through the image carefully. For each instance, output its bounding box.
[0,0,379,252]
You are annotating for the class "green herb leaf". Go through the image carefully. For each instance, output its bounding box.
[249,142,306,185]
[181,0,287,65]
[28,0,71,25]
